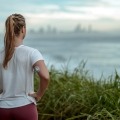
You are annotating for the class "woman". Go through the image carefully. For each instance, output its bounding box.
[0,13,49,120]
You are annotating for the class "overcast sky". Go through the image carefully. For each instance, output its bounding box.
[0,0,120,33]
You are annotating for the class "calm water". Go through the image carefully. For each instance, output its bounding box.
[0,33,120,78]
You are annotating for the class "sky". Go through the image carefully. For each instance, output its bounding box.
[0,0,120,33]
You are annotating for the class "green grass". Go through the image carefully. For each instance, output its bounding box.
[34,62,120,120]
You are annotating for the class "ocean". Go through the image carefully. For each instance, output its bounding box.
[0,32,120,78]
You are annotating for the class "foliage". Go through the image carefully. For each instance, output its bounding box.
[34,62,120,120]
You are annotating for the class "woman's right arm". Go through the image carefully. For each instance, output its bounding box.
[29,60,50,101]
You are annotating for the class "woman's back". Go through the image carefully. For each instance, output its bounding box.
[0,45,43,108]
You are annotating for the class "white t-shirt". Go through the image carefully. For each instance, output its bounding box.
[0,45,44,108]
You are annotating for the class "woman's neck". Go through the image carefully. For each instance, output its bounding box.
[15,37,23,47]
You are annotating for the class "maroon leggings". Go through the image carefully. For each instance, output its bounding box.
[0,103,38,120]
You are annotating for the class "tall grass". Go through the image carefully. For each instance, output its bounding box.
[34,62,120,120]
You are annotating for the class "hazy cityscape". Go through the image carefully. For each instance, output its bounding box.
[29,24,93,33]
[28,24,120,38]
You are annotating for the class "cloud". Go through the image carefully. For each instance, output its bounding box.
[65,6,120,20]
[25,12,97,20]
[20,4,60,13]
[101,0,120,6]
[0,0,120,20]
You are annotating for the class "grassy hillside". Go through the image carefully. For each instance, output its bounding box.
[34,63,120,120]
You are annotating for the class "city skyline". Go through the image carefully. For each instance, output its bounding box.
[28,24,95,34]
[28,24,119,35]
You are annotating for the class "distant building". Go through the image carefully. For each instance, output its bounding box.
[39,27,44,34]
[47,25,52,33]
[29,29,36,34]
[74,24,82,33]
[88,24,92,33]
[52,27,57,34]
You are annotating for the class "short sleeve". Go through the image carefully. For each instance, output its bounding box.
[30,49,44,66]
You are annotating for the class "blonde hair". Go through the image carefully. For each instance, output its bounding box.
[3,13,26,69]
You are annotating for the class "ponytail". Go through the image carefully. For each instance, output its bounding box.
[3,14,25,69]
[3,15,15,69]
